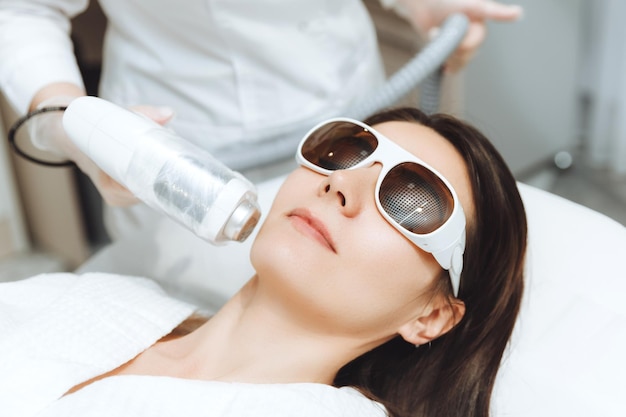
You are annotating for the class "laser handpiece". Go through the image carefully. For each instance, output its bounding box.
[62,96,261,244]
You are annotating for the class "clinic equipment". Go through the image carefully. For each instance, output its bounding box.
[62,96,261,244]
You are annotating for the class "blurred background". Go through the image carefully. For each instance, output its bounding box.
[1,0,624,280]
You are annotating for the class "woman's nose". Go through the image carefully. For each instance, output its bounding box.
[318,164,382,217]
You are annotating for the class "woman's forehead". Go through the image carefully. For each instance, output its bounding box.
[372,121,475,219]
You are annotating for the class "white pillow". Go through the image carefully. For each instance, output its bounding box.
[80,179,626,416]
[493,183,626,417]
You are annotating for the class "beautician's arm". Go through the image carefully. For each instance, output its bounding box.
[0,2,125,201]
[0,0,88,114]
[0,0,173,207]
[29,82,85,112]
[383,0,523,73]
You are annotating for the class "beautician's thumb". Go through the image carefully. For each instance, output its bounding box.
[130,105,176,126]
[471,1,523,22]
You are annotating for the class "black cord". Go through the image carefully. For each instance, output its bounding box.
[7,105,77,168]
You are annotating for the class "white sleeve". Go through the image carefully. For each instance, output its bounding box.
[0,0,89,114]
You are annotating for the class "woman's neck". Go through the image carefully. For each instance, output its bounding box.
[143,275,369,385]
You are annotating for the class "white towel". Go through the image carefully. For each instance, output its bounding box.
[0,273,386,417]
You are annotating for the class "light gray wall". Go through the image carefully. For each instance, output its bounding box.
[463,0,584,176]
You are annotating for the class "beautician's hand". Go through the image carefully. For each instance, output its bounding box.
[28,96,175,206]
[393,0,523,73]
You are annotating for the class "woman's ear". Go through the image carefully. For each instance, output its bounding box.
[398,297,465,346]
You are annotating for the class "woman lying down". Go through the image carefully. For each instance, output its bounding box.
[0,108,527,417]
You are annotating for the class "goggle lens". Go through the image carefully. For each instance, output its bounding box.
[301,122,378,170]
[380,163,454,234]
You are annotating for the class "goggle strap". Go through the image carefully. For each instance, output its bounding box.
[431,229,465,297]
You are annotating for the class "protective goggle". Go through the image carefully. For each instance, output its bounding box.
[296,118,466,297]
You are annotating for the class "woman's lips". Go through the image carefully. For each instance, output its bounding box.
[287,208,337,253]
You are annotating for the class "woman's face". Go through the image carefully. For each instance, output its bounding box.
[250,121,473,344]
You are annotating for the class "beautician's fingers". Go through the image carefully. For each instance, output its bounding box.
[460,0,524,22]
[444,0,523,74]
[94,170,141,207]
[442,21,487,74]
[66,143,140,207]
[399,0,523,36]
[394,0,523,72]
[130,105,176,126]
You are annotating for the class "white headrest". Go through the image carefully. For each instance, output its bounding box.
[493,183,626,417]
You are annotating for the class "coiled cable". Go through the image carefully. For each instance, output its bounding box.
[348,13,469,120]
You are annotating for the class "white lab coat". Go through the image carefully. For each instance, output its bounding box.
[0,273,387,417]
[0,0,385,151]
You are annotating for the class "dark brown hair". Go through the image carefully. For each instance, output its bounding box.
[333,107,527,417]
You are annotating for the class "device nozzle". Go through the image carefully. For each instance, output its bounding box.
[223,198,262,242]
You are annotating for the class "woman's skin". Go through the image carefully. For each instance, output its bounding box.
[68,121,473,393]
